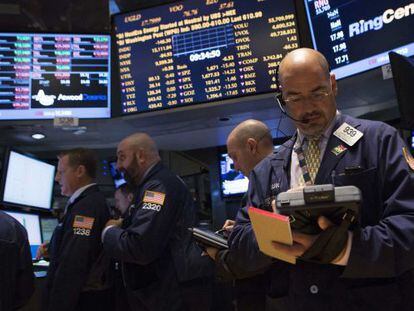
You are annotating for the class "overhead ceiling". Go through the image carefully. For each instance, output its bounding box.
[0,0,110,33]
[0,0,401,153]
[0,93,297,152]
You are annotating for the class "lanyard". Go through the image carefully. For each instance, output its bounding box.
[294,143,314,186]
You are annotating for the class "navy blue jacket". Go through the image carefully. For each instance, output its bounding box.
[0,211,34,311]
[229,114,414,310]
[103,162,211,311]
[46,185,111,311]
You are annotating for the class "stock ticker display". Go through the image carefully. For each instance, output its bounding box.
[0,33,111,120]
[304,0,414,79]
[113,0,300,115]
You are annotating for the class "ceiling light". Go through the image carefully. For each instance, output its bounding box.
[31,133,46,140]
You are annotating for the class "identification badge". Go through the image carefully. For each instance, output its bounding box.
[333,122,363,146]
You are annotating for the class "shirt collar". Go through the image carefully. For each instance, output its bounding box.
[68,183,96,204]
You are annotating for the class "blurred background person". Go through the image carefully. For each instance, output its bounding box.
[0,210,34,311]
[206,119,274,311]
[113,183,134,218]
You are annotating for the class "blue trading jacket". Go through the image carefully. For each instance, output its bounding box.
[103,162,212,311]
[46,185,111,311]
[229,114,414,310]
[0,211,34,311]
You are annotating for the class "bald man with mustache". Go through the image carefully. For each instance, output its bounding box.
[229,48,414,310]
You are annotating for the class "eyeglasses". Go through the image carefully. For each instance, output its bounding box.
[282,90,331,106]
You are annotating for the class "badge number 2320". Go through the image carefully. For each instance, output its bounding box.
[73,227,91,236]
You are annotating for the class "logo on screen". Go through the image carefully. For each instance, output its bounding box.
[32,89,56,106]
[314,0,330,15]
[349,3,414,38]
[32,90,108,107]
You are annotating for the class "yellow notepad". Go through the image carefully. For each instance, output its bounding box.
[248,207,296,264]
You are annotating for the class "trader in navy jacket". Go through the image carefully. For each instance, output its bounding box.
[229,48,414,310]
[45,148,113,311]
[102,133,212,311]
[0,211,34,311]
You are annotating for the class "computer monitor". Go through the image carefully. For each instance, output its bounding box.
[304,0,414,79]
[389,52,414,129]
[1,150,55,210]
[5,211,42,260]
[113,0,300,115]
[109,160,126,188]
[40,216,59,243]
[219,145,280,198]
[0,32,111,119]
[219,152,249,197]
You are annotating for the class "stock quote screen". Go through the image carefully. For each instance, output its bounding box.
[0,33,111,120]
[304,0,414,79]
[113,0,300,115]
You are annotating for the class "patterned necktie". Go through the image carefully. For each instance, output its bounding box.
[304,138,321,184]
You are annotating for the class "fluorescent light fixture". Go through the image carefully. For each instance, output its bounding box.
[31,133,46,140]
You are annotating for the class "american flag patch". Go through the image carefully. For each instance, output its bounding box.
[143,191,166,205]
[73,215,95,230]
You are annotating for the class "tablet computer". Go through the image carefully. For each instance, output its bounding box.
[276,184,361,234]
[188,227,229,249]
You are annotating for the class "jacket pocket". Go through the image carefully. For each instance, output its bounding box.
[334,167,381,225]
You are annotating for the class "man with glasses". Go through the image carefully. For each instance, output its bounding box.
[228,48,414,310]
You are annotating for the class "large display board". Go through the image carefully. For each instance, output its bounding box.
[304,0,414,79]
[0,33,111,119]
[113,0,300,114]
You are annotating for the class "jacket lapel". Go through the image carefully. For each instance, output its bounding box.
[315,114,362,184]
[274,136,296,190]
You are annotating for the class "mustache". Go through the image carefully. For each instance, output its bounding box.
[300,111,321,121]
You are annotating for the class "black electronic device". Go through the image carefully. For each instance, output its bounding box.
[188,227,228,249]
[113,0,300,115]
[389,52,414,129]
[304,0,414,79]
[0,32,111,120]
[276,184,360,234]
